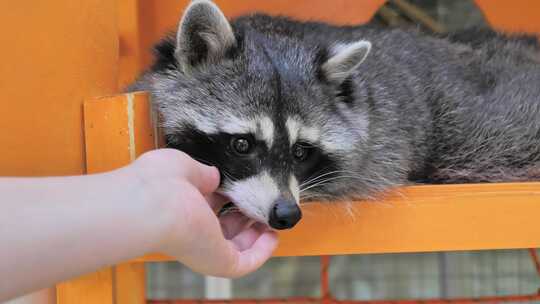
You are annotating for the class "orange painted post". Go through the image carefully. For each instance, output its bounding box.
[115,263,146,304]
[82,91,156,304]
[118,0,143,90]
[56,269,114,304]
[0,0,118,177]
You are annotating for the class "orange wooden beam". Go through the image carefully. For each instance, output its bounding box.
[80,92,156,304]
[138,181,540,261]
[56,269,113,304]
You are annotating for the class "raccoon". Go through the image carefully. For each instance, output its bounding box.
[129,0,540,229]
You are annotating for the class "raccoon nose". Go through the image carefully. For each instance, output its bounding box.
[268,199,302,230]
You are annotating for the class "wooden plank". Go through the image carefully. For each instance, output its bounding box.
[74,92,155,304]
[115,92,154,304]
[84,94,132,173]
[275,182,540,256]
[83,91,155,172]
[56,269,113,304]
[115,263,146,304]
[133,181,540,261]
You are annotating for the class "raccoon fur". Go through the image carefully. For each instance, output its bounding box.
[129,0,540,229]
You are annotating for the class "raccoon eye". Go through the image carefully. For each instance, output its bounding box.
[232,137,251,154]
[292,143,310,161]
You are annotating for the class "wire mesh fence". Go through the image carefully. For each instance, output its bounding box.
[146,249,540,303]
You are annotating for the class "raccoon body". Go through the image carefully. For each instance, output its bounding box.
[130,0,540,229]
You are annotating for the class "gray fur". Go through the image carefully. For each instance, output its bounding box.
[129,1,540,206]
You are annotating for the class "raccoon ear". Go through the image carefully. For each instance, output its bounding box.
[175,0,236,74]
[321,40,371,84]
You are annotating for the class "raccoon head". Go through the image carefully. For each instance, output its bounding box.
[134,0,372,229]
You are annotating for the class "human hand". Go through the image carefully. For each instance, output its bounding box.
[128,149,278,278]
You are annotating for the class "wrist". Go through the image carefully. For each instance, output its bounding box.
[105,166,168,257]
[117,165,186,257]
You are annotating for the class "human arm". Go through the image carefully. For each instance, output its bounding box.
[0,149,278,301]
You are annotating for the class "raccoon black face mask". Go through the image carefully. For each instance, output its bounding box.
[129,0,540,229]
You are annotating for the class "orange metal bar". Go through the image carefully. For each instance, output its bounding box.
[331,294,540,303]
[321,256,332,303]
[528,249,540,278]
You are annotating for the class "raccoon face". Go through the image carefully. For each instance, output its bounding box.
[141,0,371,229]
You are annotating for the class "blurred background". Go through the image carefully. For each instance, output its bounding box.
[148,251,540,301]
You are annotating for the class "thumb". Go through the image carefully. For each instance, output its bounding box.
[181,161,221,195]
[217,231,278,278]
[185,221,278,278]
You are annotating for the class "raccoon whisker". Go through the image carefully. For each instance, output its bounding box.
[339,200,356,221]
[300,175,366,193]
[299,196,359,222]
[299,170,360,188]
[299,167,340,187]
[220,170,238,182]
[323,203,343,221]
[299,170,344,188]
[299,194,331,200]
[300,178,343,193]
